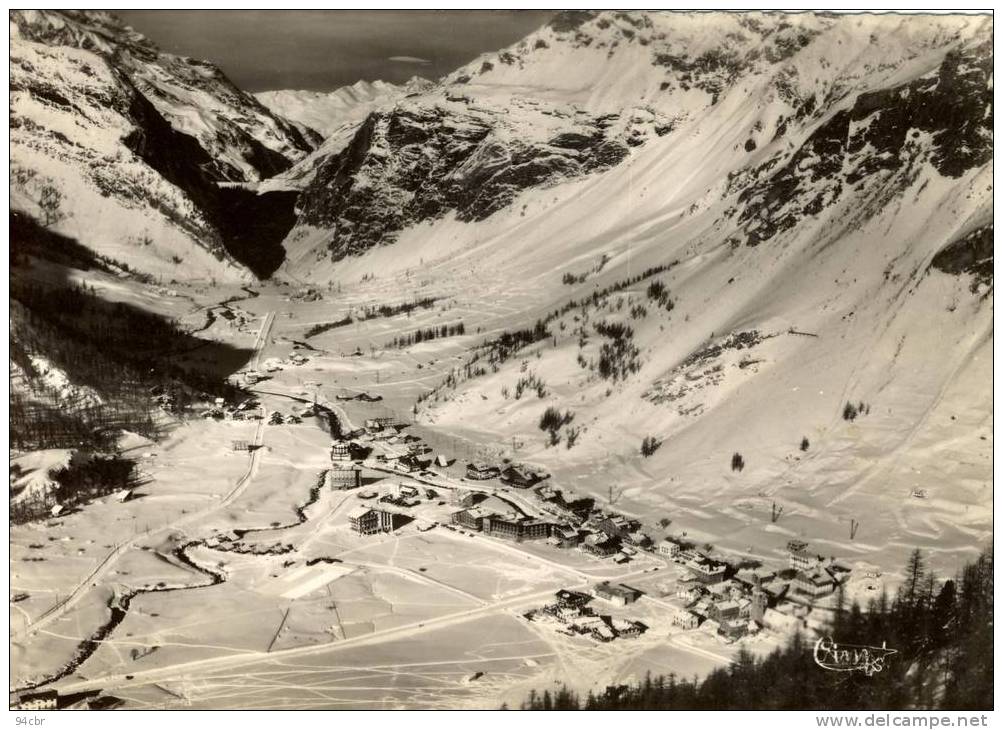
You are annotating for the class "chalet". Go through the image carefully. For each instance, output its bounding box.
[676,579,704,603]
[555,589,592,608]
[451,489,479,508]
[591,624,616,642]
[579,532,618,557]
[555,605,583,624]
[365,416,396,432]
[396,484,420,499]
[50,504,64,518]
[347,506,393,536]
[398,453,432,472]
[451,509,489,531]
[115,489,133,503]
[708,600,740,623]
[232,439,249,452]
[330,442,352,462]
[672,610,701,630]
[500,464,547,488]
[793,569,837,598]
[328,468,362,490]
[687,557,727,584]
[658,538,682,558]
[596,514,641,540]
[535,486,594,518]
[787,539,816,571]
[435,455,454,468]
[676,547,703,564]
[613,552,631,564]
[552,525,582,548]
[465,462,500,480]
[611,618,645,638]
[625,530,652,548]
[593,582,642,606]
[752,566,777,586]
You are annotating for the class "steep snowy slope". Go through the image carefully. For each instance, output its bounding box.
[10,10,318,279]
[9,27,241,281]
[11,10,317,181]
[281,11,989,273]
[285,11,991,572]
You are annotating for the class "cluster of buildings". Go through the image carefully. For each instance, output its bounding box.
[525,589,647,643]
[449,482,656,565]
[786,539,848,598]
[661,538,850,642]
[345,419,458,476]
[346,482,440,535]
[203,396,259,421]
[463,461,548,486]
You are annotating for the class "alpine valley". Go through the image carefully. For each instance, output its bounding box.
[9,10,992,711]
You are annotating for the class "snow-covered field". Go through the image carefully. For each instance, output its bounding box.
[10,245,989,707]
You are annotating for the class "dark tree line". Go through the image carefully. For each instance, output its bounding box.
[512,547,993,710]
[387,322,465,349]
[304,298,440,339]
[11,276,245,452]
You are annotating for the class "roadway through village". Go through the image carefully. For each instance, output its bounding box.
[22,303,732,705]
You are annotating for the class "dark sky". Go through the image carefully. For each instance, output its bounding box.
[116,10,554,92]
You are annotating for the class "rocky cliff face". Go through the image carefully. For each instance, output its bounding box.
[11,10,317,181]
[294,93,672,260]
[9,10,314,279]
[730,40,993,248]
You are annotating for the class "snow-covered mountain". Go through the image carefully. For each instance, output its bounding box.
[279,11,991,276]
[9,10,317,280]
[256,77,432,137]
[254,77,435,193]
[272,10,992,566]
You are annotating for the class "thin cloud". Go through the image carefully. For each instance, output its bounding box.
[388,55,432,65]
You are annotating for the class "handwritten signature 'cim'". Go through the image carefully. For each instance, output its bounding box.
[813,637,898,677]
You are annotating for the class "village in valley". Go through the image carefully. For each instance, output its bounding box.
[9,8,992,712]
[325,411,855,647]
[10,306,867,710]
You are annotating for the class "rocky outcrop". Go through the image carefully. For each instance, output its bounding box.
[11,10,316,182]
[295,95,669,261]
[9,10,308,278]
[930,224,993,291]
[731,41,992,248]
